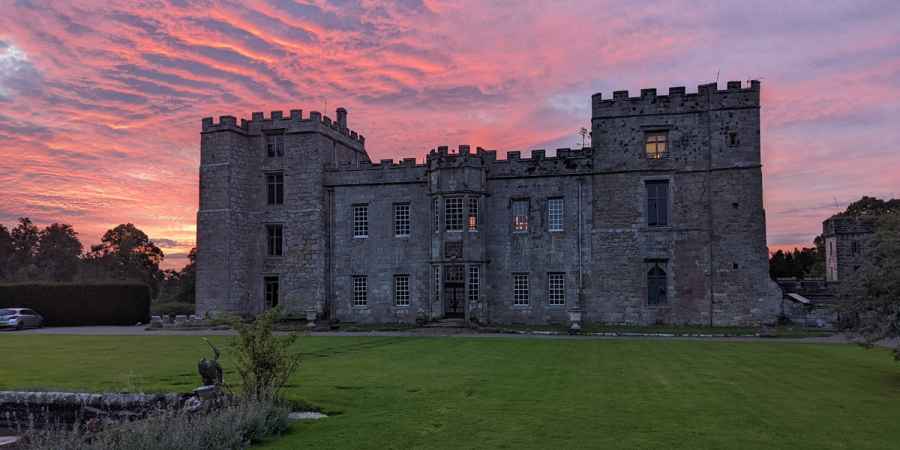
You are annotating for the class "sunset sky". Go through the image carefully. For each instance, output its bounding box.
[1,0,899,269]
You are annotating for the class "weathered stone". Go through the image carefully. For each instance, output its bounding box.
[198,82,782,326]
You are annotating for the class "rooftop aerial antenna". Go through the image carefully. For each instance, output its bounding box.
[578,127,589,148]
[714,69,720,83]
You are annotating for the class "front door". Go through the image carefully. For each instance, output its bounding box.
[444,285,464,317]
[444,264,465,318]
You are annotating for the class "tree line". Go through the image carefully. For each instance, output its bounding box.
[0,218,194,304]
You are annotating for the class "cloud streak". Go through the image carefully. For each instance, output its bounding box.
[1,0,899,268]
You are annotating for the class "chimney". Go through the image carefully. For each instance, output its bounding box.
[336,107,348,129]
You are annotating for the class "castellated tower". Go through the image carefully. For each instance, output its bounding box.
[590,81,781,325]
[197,109,369,317]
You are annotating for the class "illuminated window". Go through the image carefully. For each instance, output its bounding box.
[446,197,464,231]
[645,131,668,159]
[266,133,284,157]
[548,197,563,232]
[394,274,410,306]
[394,203,410,237]
[468,197,478,231]
[353,205,368,238]
[352,275,367,307]
[512,199,529,233]
[548,273,565,306]
[513,273,529,306]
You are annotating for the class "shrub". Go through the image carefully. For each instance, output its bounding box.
[19,398,290,450]
[0,283,150,326]
[231,308,300,401]
[150,301,195,317]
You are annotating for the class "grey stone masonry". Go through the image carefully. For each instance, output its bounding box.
[822,216,875,282]
[197,81,782,326]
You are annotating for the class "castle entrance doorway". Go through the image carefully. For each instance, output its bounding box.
[444,264,465,318]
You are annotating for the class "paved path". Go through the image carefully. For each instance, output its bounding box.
[6,325,897,347]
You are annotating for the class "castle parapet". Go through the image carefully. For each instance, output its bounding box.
[592,80,760,118]
[200,107,366,149]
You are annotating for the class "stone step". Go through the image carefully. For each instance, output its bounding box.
[425,319,467,328]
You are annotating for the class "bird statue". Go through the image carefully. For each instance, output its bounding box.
[197,338,223,387]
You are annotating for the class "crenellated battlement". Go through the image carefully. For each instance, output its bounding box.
[592,80,760,118]
[201,107,366,149]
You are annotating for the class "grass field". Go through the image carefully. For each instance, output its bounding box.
[2,334,899,449]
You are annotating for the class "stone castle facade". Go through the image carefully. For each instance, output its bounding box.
[196,80,782,326]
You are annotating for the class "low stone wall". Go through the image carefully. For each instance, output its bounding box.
[0,391,187,431]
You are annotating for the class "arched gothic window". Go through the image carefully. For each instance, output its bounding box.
[648,265,667,305]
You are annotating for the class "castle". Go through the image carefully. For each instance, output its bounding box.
[196,80,782,326]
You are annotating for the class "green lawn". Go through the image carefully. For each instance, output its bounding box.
[2,335,898,449]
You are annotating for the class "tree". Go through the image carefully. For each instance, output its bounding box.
[769,247,820,279]
[35,223,83,281]
[840,214,900,360]
[9,217,39,279]
[0,224,12,280]
[85,224,165,296]
[838,196,900,218]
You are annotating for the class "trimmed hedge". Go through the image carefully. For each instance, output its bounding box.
[0,283,151,326]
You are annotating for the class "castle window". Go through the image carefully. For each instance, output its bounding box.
[353,204,368,238]
[468,266,480,304]
[648,265,667,305]
[468,197,479,232]
[446,265,465,283]
[394,203,410,237]
[645,131,668,159]
[727,131,739,147]
[266,224,283,256]
[266,172,284,205]
[264,276,279,308]
[266,133,284,157]
[512,199,529,233]
[433,266,441,303]
[445,197,464,231]
[548,197,564,232]
[433,198,440,233]
[851,240,861,256]
[513,273,529,306]
[646,180,670,227]
[352,275,367,307]
[394,274,410,307]
[548,273,565,306]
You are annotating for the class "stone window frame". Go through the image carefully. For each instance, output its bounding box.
[643,177,672,228]
[265,131,285,157]
[394,274,410,307]
[352,275,368,307]
[445,197,464,232]
[393,202,411,237]
[265,171,284,205]
[432,198,440,233]
[644,130,669,160]
[352,204,368,238]
[646,260,668,306]
[263,275,279,308]
[547,272,565,306]
[467,265,480,304]
[511,198,530,233]
[265,223,283,257]
[547,197,564,232]
[467,197,479,232]
[513,273,529,306]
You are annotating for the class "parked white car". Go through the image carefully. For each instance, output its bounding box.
[0,308,44,330]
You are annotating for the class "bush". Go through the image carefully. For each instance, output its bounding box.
[0,283,150,326]
[231,308,300,401]
[20,398,290,450]
[150,301,195,317]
